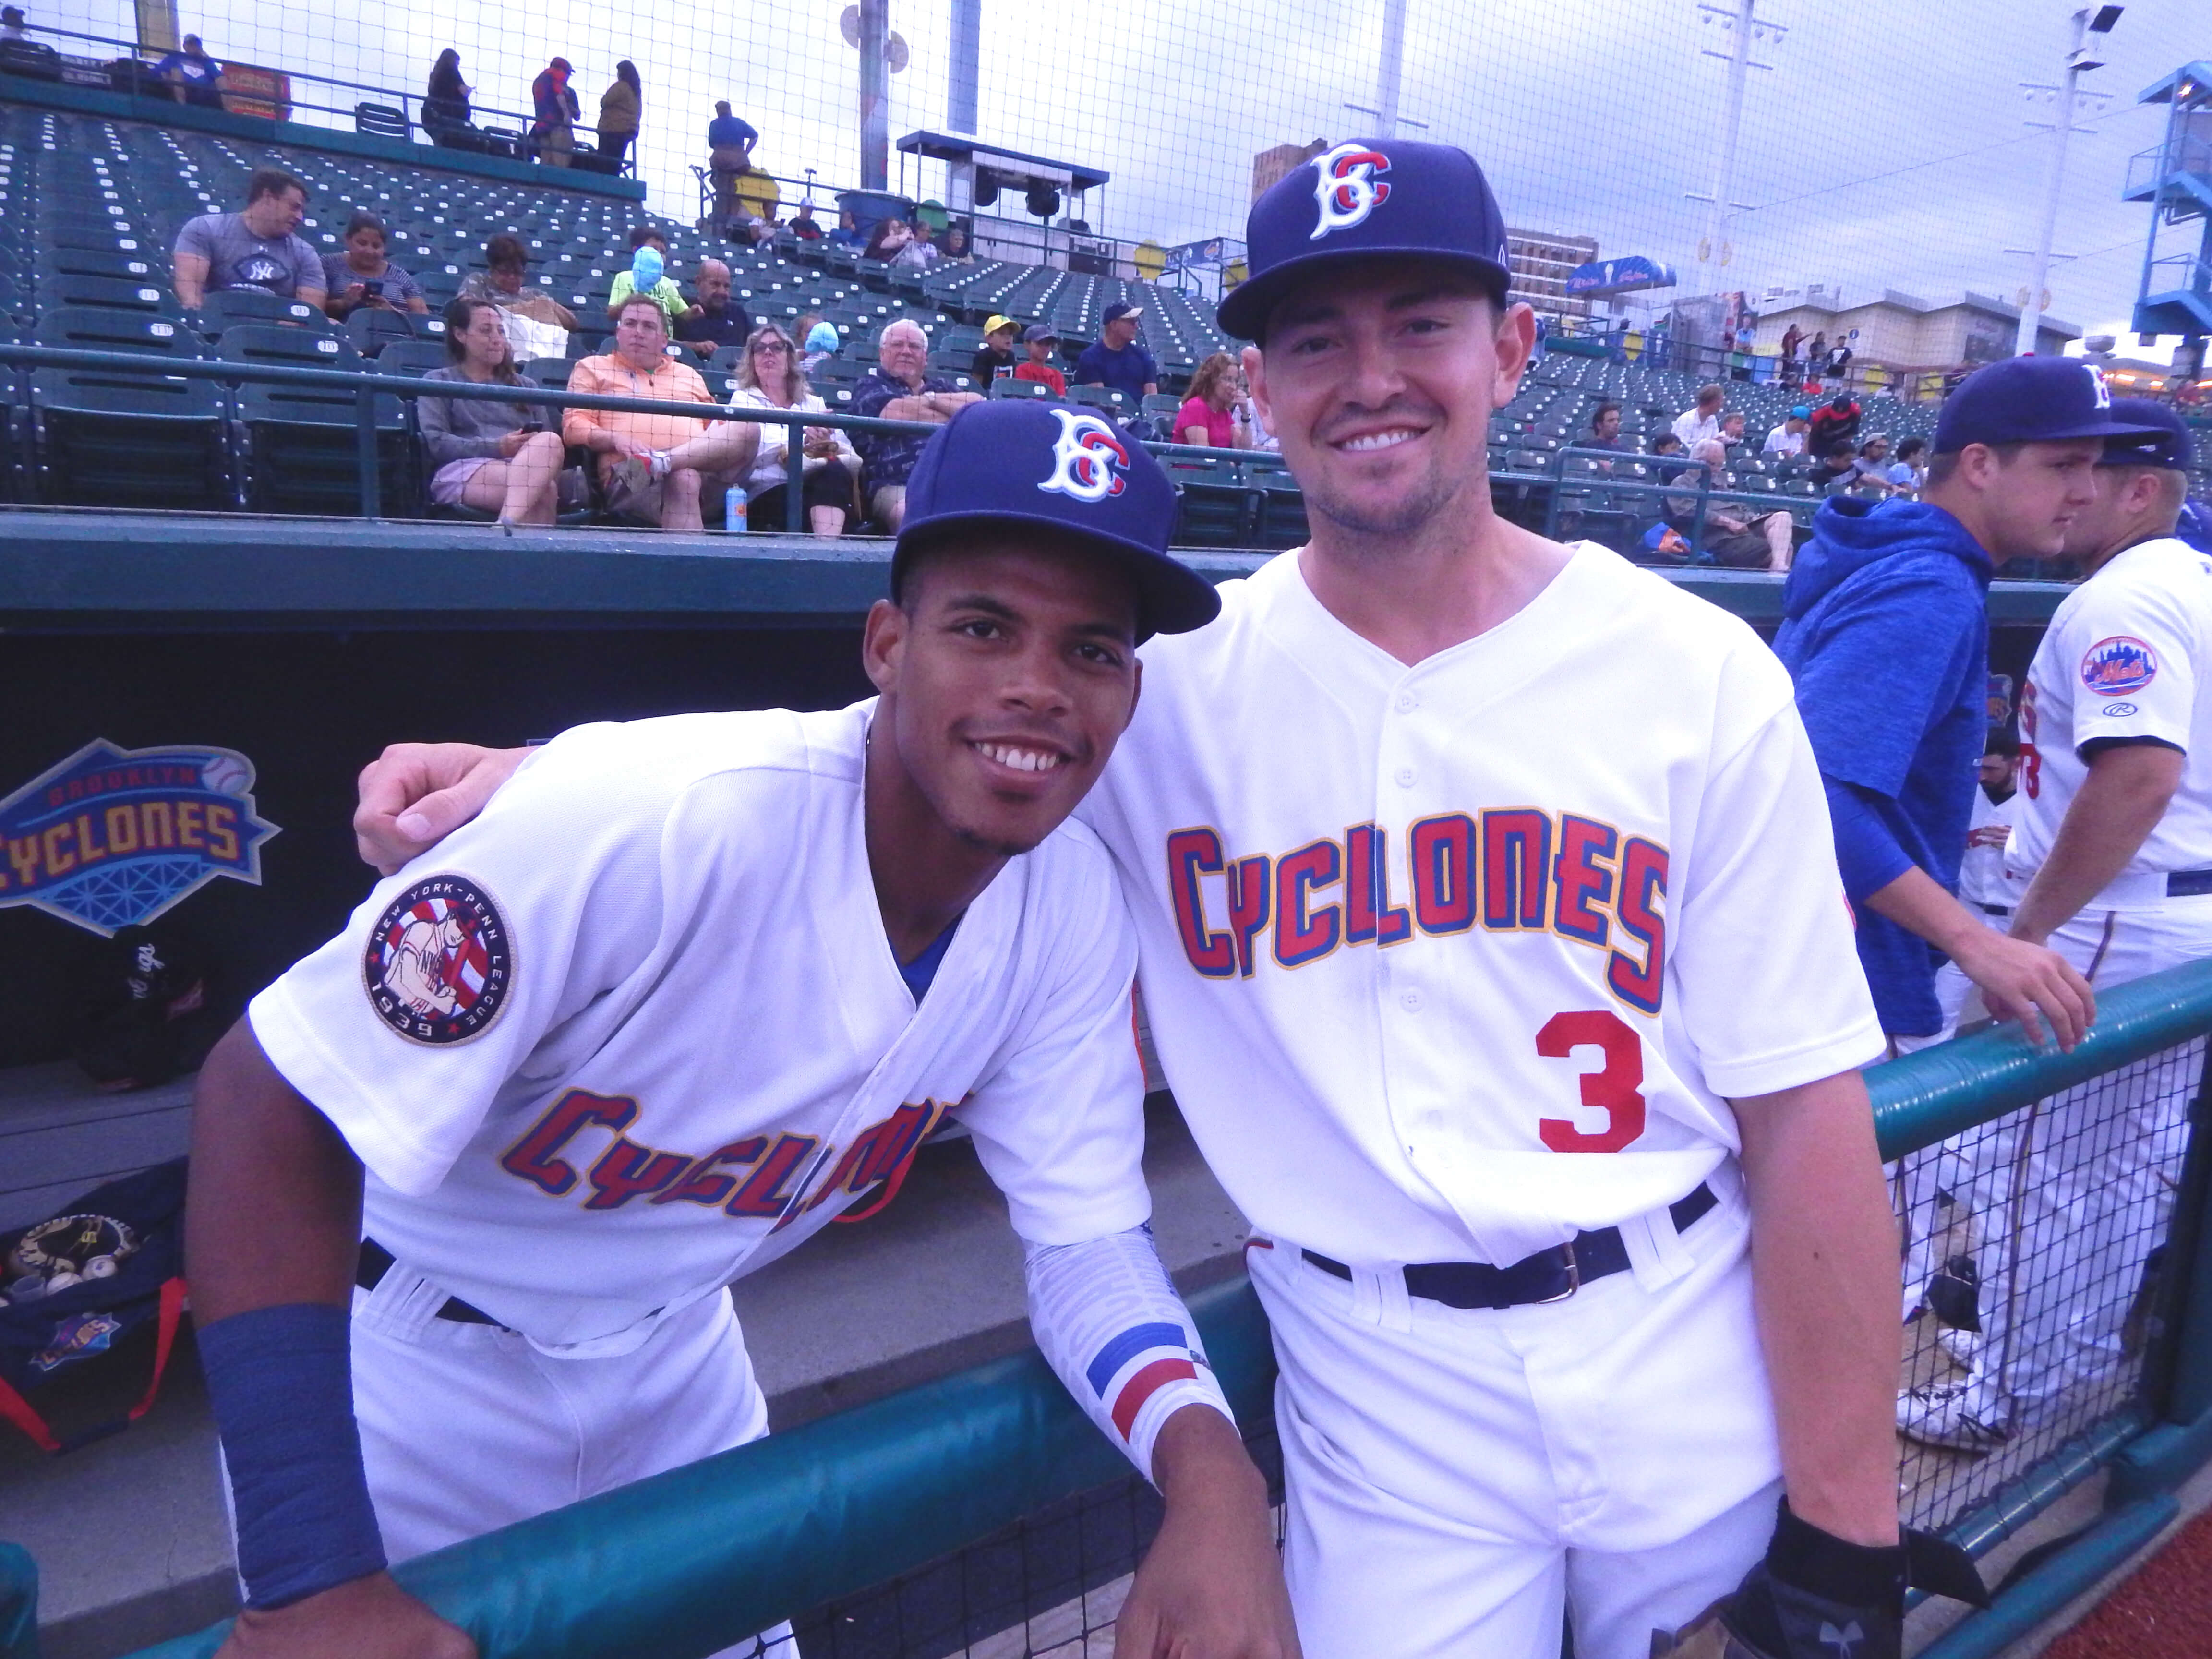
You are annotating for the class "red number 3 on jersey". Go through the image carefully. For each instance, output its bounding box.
[1536,1010,1648,1153]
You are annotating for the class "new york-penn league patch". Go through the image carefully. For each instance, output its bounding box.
[363,875,513,1044]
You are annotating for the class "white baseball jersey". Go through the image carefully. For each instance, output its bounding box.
[2009,535,2212,893]
[251,705,1154,1357]
[1078,543,1884,1269]
[1958,782,2020,912]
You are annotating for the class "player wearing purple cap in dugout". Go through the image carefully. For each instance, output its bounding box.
[356,142,1990,1657]
[183,402,1298,1659]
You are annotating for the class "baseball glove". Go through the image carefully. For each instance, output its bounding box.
[1651,1503,1987,1659]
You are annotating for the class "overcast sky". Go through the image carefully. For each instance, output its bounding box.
[70,0,2203,342]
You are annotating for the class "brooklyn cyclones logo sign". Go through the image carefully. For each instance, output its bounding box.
[1310,141,1392,238]
[1038,408,1130,504]
[362,874,514,1045]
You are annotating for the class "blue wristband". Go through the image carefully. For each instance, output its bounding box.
[198,1302,387,1610]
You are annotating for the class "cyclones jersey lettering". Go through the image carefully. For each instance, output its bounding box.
[2009,537,2212,890]
[1077,546,1882,1268]
[1165,813,1667,1016]
[249,706,1152,1352]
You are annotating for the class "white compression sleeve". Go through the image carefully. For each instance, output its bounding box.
[1024,1224,1235,1485]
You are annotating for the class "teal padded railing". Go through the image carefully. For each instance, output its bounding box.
[120,959,2212,1658]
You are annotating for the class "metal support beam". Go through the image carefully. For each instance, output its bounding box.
[858,0,890,192]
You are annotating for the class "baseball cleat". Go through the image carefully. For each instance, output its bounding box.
[1897,1381,2008,1453]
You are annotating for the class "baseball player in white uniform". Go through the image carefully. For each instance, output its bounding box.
[356,143,1989,1659]
[186,403,1298,1659]
[1899,400,2212,1451]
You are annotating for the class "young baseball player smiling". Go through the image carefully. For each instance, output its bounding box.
[187,402,1298,1659]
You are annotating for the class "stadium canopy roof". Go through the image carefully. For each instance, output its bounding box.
[2137,62,2212,106]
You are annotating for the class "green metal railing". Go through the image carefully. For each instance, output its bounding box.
[98,959,2212,1659]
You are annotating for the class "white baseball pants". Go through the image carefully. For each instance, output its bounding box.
[348,1269,794,1658]
[1247,1186,1782,1659]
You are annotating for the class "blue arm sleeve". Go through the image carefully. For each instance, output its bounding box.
[1824,776,1916,905]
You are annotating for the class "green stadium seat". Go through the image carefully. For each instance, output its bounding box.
[48,273,177,314]
[31,361,229,511]
[989,378,1053,400]
[198,290,328,333]
[373,340,452,378]
[233,379,411,517]
[1169,457,1258,547]
[37,305,196,356]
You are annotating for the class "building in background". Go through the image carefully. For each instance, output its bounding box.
[1755,288,2080,392]
[1250,140,1326,203]
[1507,227,1599,320]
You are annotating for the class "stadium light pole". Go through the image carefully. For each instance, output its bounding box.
[1688,0,1779,294]
[859,0,890,191]
[2015,3,2123,356]
[1344,0,1431,136]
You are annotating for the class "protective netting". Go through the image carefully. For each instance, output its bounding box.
[780,1038,2205,1659]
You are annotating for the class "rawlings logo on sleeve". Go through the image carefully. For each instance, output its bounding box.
[2081,636,2156,696]
[363,875,513,1044]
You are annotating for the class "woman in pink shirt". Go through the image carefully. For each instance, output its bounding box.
[1173,352,1252,449]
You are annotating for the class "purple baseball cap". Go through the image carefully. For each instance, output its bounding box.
[1933,358,2167,455]
[1219,139,1513,343]
[894,400,1219,639]
[2099,398,2196,470]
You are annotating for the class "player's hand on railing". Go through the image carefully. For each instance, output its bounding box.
[1116,1406,1301,1659]
[1948,926,2095,1051]
[354,743,529,875]
[216,1572,477,1659]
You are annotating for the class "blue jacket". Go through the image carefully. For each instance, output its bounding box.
[1772,497,1992,1037]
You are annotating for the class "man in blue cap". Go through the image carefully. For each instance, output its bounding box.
[1893,398,2212,1451]
[1775,359,2164,1061]
[350,139,1986,1657]
[183,402,1297,1659]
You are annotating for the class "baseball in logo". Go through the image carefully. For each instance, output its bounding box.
[363,875,513,1045]
[1310,142,1392,240]
[1038,408,1130,504]
[2081,636,2156,696]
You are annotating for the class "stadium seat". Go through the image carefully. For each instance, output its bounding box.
[197,290,328,333]
[989,378,1053,400]
[31,360,229,511]
[217,324,355,370]
[232,379,411,517]
[374,340,452,378]
[345,306,418,359]
[1169,458,1258,547]
[37,305,197,356]
[47,272,177,314]
[39,246,166,284]
[354,103,412,142]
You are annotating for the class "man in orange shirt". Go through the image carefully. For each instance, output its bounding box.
[564,296,759,529]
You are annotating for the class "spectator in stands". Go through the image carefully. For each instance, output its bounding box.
[423,49,473,145]
[1583,402,1625,452]
[894,218,939,271]
[972,315,1019,384]
[1173,352,1253,448]
[597,61,640,170]
[529,57,579,167]
[861,216,913,264]
[1,7,28,41]
[1850,435,1898,496]
[156,34,223,108]
[419,296,565,527]
[1235,366,1278,452]
[1779,322,1805,386]
[1807,440,1859,493]
[824,208,863,253]
[727,322,860,537]
[800,321,840,375]
[851,318,981,530]
[1720,410,1748,451]
[673,258,752,361]
[1765,407,1811,457]
[1670,383,1725,448]
[1015,325,1067,397]
[1808,388,1863,459]
[563,295,759,531]
[322,210,429,320]
[172,168,325,311]
[1822,336,1855,386]
[1806,332,1827,378]
[606,228,697,327]
[1684,439,1795,569]
[708,101,759,229]
[1888,436,1928,496]
[1073,302,1159,404]
[457,233,578,333]
[940,221,972,262]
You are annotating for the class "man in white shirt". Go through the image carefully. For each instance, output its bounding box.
[1763,408,1810,457]
[1671,383,1725,448]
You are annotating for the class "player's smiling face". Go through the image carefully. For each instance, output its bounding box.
[1245,257,1530,541]
[864,536,1142,858]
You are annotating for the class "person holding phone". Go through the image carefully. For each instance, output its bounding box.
[323,210,428,320]
[418,297,565,526]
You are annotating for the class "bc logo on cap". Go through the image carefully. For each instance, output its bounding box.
[1310,142,1392,240]
[1038,408,1130,504]
[2085,364,2111,409]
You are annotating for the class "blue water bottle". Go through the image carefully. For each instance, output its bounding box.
[725,483,748,533]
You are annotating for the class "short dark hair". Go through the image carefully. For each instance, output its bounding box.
[1985,730,2020,758]
[343,209,387,240]
[1895,437,1926,462]
[1590,401,1621,429]
[1925,440,2026,488]
[1651,432,1684,454]
[246,167,306,207]
[613,292,667,327]
[484,233,528,271]
[628,226,669,251]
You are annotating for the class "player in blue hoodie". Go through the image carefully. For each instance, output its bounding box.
[1773,357,2161,1055]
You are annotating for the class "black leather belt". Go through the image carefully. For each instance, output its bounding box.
[356,1239,502,1325]
[1302,1183,1719,1311]
[1976,902,2012,917]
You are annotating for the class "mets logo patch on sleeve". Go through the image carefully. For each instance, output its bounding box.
[363,875,513,1045]
[2081,637,2157,696]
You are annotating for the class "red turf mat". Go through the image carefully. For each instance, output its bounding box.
[2041,1504,2212,1658]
